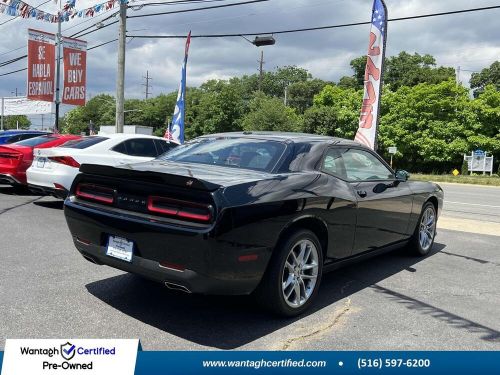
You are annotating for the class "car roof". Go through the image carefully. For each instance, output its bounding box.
[97,133,166,140]
[0,130,48,135]
[197,131,361,147]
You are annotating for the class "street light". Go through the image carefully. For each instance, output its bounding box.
[240,35,276,47]
[252,36,275,47]
[240,35,276,92]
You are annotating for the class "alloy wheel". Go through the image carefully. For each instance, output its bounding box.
[419,206,436,252]
[281,239,319,308]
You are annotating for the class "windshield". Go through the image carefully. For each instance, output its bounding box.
[159,137,286,172]
[59,136,108,149]
[14,135,58,147]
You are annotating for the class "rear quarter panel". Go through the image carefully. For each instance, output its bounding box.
[216,172,357,260]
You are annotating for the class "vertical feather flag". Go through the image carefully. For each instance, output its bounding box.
[168,31,191,144]
[354,0,388,151]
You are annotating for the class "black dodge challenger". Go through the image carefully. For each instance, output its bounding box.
[64,132,443,316]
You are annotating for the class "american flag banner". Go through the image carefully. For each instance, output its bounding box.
[354,0,388,151]
[169,31,191,145]
[163,122,174,141]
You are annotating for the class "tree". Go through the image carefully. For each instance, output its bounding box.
[241,93,302,132]
[378,80,480,172]
[61,94,115,134]
[286,79,329,114]
[186,80,246,139]
[1,115,30,130]
[346,52,455,91]
[470,61,500,98]
[384,52,455,90]
[309,85,363,139]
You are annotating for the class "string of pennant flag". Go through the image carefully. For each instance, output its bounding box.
[0,0,127,23]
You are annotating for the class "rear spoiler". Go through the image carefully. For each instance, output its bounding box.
[79,163,222,191]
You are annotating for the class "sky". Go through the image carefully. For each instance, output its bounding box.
[1,0,500,126]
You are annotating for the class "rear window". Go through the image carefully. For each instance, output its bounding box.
[159,137,286,172]
[14,135,58,147]
[59,136,108,149]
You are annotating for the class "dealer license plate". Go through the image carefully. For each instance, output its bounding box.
[36,157,47,168]
[106,235,134,262]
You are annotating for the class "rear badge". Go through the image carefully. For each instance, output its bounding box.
[186,180,193,187]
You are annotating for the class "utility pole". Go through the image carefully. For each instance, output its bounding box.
[456,66,461,85]
[115,1,127,133]
[284,83,289,106]
[142,70,152,99]
[54,9,62,132]
[258,50,264,92]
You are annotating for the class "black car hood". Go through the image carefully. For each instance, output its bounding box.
[79,160,276,191]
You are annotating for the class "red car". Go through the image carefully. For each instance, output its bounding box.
[0,134,81,186]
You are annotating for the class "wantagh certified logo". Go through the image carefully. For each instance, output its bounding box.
[61,342,76,361]
[3,339,139,375]
[19,341,117,371]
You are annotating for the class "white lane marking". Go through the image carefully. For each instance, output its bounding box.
[444,200,500,208]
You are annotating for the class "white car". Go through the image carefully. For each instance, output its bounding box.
[27,133,176,198]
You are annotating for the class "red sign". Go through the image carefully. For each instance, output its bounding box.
[62,37,87,106]
[27,29,56,102]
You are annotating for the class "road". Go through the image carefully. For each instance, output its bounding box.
[0,183,499,350]
[440,183,500,223]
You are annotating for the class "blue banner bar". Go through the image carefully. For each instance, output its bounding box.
[134,351,500,375]
[1,350,499,374]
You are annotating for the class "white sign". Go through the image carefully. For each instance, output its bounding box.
[1,339,139,375]
[388,146,397,154]
[2,96,53,116]
[464,152,494,175]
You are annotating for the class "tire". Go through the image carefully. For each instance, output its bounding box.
[254,229,323,317]
[409,202,437,256]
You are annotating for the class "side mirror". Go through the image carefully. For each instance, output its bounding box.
[395,169,410,182]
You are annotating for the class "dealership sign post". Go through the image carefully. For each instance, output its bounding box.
[27,29,56,103]
[62,37,87,106]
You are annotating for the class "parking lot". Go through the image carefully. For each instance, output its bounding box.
[0,183,499,350]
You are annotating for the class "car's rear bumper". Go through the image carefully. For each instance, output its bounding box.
[28,183,68,199]
[0,173,23,185]
[64,200,272,295]
[26,165,76,192]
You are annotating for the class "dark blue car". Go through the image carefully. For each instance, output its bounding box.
[0,130,50,145]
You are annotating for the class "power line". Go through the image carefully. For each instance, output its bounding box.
[128,3,500,38]
[0,0,52,27]
[0,0,268,68]
[128,0,269,18]
[0,67,27,77]
[132,0,230,5]
[0,16,118,69]
[0,38,119,77]
[0,9,119,58]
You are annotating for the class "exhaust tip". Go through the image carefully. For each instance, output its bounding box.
[164,281,191,294]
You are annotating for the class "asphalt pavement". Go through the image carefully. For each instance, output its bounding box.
[0,183,499,350]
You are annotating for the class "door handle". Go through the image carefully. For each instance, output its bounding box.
[357,190,367,198]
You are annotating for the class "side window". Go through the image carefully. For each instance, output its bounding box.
[341,148,393,181]
[154,139,175,155]
[115,139,158,157]
[321,148,346,179]
[112,141,127,154]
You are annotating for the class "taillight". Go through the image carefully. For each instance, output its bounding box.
[0,152,22,160]
[75,183,115,205]
[147,196,213,223]
[48,156,80,168]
